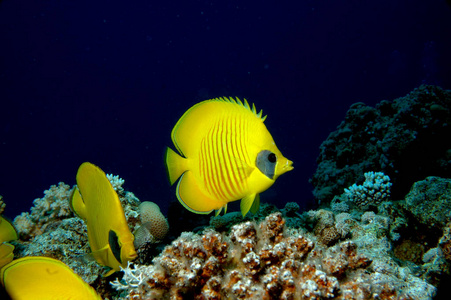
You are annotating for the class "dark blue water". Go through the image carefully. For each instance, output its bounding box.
[1,0,450,219]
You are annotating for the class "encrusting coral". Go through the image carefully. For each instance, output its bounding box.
[13,182,74,239]
[112,212,435,299]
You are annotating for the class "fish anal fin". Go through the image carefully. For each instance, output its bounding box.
[177,171,226,214]
[240,193,257,217]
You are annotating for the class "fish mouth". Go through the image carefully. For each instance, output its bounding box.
[284,159,294,171]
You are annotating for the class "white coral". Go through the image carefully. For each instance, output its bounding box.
[106,173,125,193]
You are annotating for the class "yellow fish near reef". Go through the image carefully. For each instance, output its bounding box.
[0,256,101,299]
[70,162,137,276]
[0,216,17,269]
[165,97,293,217]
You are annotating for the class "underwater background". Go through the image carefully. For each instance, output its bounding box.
[1,0,450,220]
[1,1,451,299]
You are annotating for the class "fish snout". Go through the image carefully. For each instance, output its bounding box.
[284,159,294,172]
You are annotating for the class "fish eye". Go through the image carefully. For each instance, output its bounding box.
[268,153,277,163]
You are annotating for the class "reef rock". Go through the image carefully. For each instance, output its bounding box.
[404,176,451,230]
[311,85,451,206]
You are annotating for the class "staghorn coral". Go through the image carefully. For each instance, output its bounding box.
[112,212,436,299]
[343,171,392,209]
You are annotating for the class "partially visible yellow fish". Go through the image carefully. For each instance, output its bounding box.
[0,256,101,299]
[165,97,293,217]
[0,216,17,269]
[70,162,137,276]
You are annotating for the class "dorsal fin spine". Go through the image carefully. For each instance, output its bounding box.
[210,97,266,121]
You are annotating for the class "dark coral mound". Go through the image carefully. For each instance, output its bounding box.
[311,85,451,205]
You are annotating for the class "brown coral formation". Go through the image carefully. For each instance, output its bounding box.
[113,213,383,299]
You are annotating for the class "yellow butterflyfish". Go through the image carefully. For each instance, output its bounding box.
[0,216,17,269]
[0,256,101,299]
[70,162,137,276]
[165,97,293,217]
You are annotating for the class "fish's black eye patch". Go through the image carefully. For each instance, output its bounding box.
[109,230,122,264]
[257,150,277,179]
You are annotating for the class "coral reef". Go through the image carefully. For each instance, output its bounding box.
[0,195,5,215]
[13,182,74,239]
[106,173,126,195]
[404,176,451,230]
[133,201,169,250]
[138,201,169,240]
[343,171,392,209]
[438,222,451,261]
[10,180,148,285]
[311,85,451,206]
[112,212,436,299]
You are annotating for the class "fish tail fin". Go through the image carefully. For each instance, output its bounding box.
[165,147,188,185]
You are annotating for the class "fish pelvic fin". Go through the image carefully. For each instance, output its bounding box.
[250,194,260,214]
[240,193,257,217]
[176,171,227,214]
[165,147,188,185]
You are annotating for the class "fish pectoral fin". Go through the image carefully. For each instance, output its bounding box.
[240,193,257,217]
[70,186,87,220]
[177,171,226,214]
[250,194,260,214]
[231,157,254,178]
[90,244,110,265]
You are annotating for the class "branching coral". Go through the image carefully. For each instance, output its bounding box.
[344,171,392,209]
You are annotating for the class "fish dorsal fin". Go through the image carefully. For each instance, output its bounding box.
[171,97,266,159]
[212,97,267,121]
